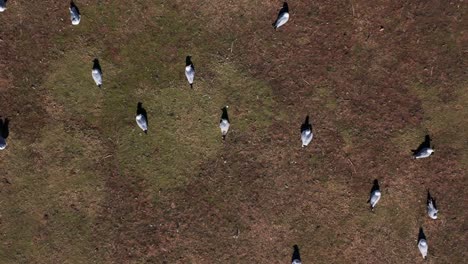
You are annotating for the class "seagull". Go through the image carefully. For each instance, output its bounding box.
[272,2,289,30]
[0,0,7,12]
[427,191,438,220]
[92,59,102,88]
[301,115,313,147]
[412,135,434,159]
[136,114,148,134]
[220,106,230,140]
[70,1,81,25]
[418,227,428,259]
[367,179,381,211]
[291,245,301,264]
[413,147,434,159]
[185,56,195,88]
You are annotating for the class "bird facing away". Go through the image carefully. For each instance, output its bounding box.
[272,2,289,30]
[92,59,102,88]
[185,56,195,88]
[418,227,428,259]
[367,179,381,211]
[0,0,7,12]
[136,114,148,134]
[220,106,230,140]
[427,191,438,220]
[69,1,81,25]
[300,115,313,147]
[412,135,434,159]
[291,245,302,264]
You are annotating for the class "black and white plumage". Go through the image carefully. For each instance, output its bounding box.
[412,135,434,159]
[185,56,195,88]
[367,179,381,211]
[70,1,81,25]
[300,115,313,147]
[220,106,230,140]
[0,0,7,12]
[427,191,438,220]
[272,2,289,30]
[136,102,148,134]
[92,59,102,88]
[418,227,428,259]
[291,245,302,264]
[0,118,9,150]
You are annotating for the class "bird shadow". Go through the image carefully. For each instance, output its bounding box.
[427,190,436,208]
[137,102,148,127]
[418,227,426,242]
[221,106,229,122]
[370,179,379,193]
[300,115,312,133]
[185,56,194,70]
[70,1,80,14]
[92,58,102,72]
[0,118,9,139]
[412,135,431,154]
[292,245,301,262]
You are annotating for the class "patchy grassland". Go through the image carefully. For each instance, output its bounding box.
[0,0,466,263]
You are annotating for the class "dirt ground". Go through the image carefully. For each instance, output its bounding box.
[0,0,466,263]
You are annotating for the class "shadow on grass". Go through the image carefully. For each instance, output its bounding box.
[292,245,301,263]
[301,115,311,133]
[0,118,9,139]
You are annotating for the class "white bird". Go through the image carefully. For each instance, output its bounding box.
[418,228,428,259]
[70,2,81,25]
[0,0,7,12]
[427,191,438,220]
[272,2,289,30]
[291,245,301,264]
[301,115,313,147]
[220,106,230,140]
[185,56,195,88]
[92,59,102,88]
[368,179,381,211]
[136,114,148,134]
[413,147,434,159]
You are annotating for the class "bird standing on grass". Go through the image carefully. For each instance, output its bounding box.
[185,56,195,88]
[92,59,102,88]
[368,179,381,211]
[220,106,230,140]
[301,115,313,147]
[418,227,428,259]
[70,1,81,25]
[272,2,289,30]
[412,135,434,159]
[136,102,148,134]
[427,191,438,220]
[0,0,7,12]
[136,114,148,134]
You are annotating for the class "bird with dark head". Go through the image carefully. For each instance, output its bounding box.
[220,106,230,140]
[367,179,381,211]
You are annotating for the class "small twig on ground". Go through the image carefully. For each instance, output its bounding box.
[350,0,356,17]
[346,157,357,174]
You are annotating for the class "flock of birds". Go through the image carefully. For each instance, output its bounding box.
[0,1,442,262]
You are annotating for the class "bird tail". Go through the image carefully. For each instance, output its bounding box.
[144,130,148,134]
[190,83,193,89]
[222,135,226,141]
[98,84,102,88]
